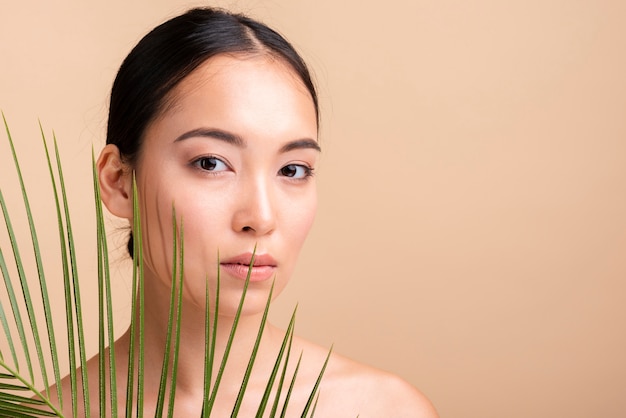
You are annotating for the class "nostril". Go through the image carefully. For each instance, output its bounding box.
[242,226,254,232]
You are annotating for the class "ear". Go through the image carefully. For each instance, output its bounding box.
[97,144,133,219]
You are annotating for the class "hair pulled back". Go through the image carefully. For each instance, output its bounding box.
[106,7,319,257]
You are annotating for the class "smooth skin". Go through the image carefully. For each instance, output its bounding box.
[52,54,438,417]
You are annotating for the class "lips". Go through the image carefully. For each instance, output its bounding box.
[219,253,277,282]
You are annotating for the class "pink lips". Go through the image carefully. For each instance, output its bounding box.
[219,253,277,282]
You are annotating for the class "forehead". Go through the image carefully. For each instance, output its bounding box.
[138,53,319,157]
[159,53,316,124]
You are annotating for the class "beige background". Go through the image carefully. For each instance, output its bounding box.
[1,1,626,417]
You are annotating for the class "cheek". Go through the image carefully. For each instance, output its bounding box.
[136,171,217,275]
[178,200,228,255]
[135,176,177,280]
[285,193,317,249]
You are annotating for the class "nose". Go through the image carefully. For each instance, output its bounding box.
[231,177,276,236]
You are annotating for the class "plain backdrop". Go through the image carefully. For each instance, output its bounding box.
[1,1,625,417]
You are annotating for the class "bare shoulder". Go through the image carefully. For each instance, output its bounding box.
[293,337,438,417]
[324,351,439,418]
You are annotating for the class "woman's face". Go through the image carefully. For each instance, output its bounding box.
[133,54,319,314]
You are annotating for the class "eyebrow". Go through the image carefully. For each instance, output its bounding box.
[174,127,321,153]
[279,138,321,153]
[174,128,245,147]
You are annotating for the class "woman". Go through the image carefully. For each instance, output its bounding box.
[56,7,437,417]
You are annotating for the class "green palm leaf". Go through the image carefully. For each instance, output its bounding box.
[167,218,185,418]
[256,307,297,418]
[3,115,61,403]
[154,211,180,417]
[0,120,331,417]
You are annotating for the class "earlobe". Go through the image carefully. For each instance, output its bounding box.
[97,144,133,219]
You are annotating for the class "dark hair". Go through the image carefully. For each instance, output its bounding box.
[106,7,319,257]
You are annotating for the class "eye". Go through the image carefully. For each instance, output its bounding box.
[192,156,229,172]
[279,164,313,179]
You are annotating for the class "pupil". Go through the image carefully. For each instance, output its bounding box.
[282,165,297,177]
[201,158,217,170]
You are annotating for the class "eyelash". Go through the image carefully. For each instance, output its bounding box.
[191,155,230,174]
[190,156,314,181]
[279,164,315,181]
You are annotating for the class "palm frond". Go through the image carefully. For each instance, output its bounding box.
[166,219,185,418]
[43,127,77,417]
[230,277,275,417]
[256,307,297,418]
[0,120,332,418]
[203,245,255,416]
[4,115,61,402]
[280,352,303,418]
[154,211,179,416]
[0,359,61,416]
[301,346,332,417]
[0,248,19,370]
